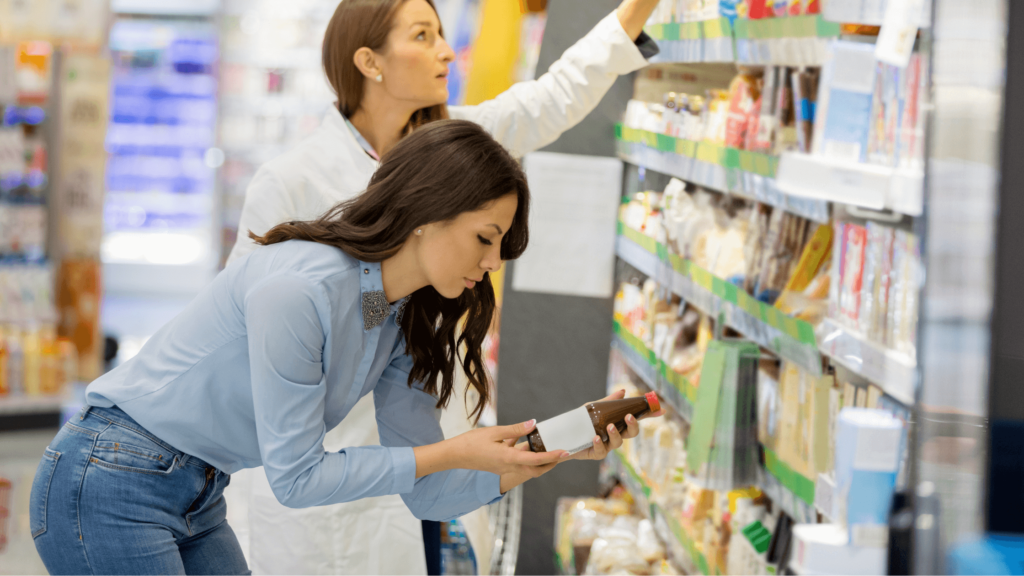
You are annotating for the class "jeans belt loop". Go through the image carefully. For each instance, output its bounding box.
[79,405,91,421]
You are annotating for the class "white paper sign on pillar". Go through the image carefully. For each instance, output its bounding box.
[512,152,623,299]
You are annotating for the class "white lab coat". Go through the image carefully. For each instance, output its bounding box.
[223,11,649,575]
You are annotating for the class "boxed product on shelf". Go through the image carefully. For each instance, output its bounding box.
[811,41,927,169]
[829,220,920,357]
[833,408,905,548]
[773,361,834,481]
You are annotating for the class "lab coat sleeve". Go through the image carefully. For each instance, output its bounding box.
[449,11,651,158]
[374,350,503,522]
[227,166,297,265]
[245,273,418,509]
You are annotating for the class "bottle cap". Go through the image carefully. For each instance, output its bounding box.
[645,391,661,413]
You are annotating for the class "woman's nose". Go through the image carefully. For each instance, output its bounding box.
[438,38,455,64]
[480,246,501,272]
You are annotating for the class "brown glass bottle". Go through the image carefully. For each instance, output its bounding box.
[527,392,661,453]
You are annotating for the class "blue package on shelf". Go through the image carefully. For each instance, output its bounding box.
[813,41,878,163]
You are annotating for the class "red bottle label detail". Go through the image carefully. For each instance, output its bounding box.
[533,407,595,455]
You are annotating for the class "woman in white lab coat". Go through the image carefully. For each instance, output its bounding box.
[225,0,660,573]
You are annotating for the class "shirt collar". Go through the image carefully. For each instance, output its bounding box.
[357,259,409,331]
[343,114,381,161]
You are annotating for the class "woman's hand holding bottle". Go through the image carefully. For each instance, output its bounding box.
[561,388,665,461]
[413,420,567,480]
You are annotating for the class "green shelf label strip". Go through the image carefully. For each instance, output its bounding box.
[763,447,817,506]
[617,125,779,178]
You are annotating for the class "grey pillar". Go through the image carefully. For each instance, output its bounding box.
[496,1,635,573]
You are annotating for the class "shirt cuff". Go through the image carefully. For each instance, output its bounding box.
[390,446,417,494]
[475,472,503,506]
[635,31,661,60]
[594,12,655,74]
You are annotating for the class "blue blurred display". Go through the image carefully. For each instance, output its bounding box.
[105,18,219,234]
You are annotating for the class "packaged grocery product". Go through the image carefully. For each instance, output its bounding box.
[838,224,867,327]
[704,90,731,146]
[833,409,904,547]
[757,360,781,454]
[813,41,877,162]
[782,223,833,294]
[586,516,658,575]
[870,225,896,343]
[897,54,926,169]
[0,334,6,396]
[750,67,780,153]
[637,519,667,564]
[725,74,760,149]
[56,257,102,381]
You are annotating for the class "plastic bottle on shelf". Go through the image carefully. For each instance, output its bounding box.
[39,325,60,395]
[22,322,41,396]
[0,333,7,396]
[56,337,78,394]
[6,326,24,396]
[527,392,661,454]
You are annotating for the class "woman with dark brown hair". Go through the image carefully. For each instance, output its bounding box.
[225,0,661,572]
[29,121,654,575]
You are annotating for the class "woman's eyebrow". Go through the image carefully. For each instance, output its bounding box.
[488,224,504,234]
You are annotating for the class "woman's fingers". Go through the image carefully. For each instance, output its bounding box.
[622,414,641,439]
[492,419,536,442]
[590,435,608,459]
[511,447,566,468]
[606,423,624,451]
[598,389,627,402]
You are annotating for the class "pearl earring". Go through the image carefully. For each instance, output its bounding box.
[416,229,423,235]
[375,74,383,83]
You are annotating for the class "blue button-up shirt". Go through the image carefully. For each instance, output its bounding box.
[86,240,502,521]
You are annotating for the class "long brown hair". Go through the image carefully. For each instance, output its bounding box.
[323,0,448,133]
[251,120,529,422]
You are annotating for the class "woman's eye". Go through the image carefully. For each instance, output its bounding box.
[416,31,426,40]
[477,234,493,246]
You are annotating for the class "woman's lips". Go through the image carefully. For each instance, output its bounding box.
[464,278,476,289]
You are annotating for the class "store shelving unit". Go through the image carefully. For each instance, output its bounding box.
[616,225,821,375]
[616,222,919,405]
[616,125,830,223]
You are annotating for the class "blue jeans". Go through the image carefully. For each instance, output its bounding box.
[30,406,250,575]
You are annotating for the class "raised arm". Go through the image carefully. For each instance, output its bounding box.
[449,0,659,158]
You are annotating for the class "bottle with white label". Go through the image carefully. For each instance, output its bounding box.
[526,392,661,455]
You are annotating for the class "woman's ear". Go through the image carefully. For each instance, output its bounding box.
[353,47,381,81]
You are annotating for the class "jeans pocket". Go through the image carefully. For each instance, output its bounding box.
[29,448,60,538]
[91,424,177,475]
